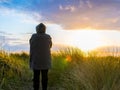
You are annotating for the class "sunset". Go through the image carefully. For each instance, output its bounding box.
[0,0,120,52]
[0,0,120,90]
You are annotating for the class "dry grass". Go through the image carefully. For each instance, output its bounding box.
[0,48,120,90]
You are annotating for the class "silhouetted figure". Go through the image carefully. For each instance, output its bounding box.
[29,23,52,90]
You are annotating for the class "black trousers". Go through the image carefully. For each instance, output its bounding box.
[33,69,48,90]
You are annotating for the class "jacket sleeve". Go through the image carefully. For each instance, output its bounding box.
[49,36,52,48]
[29,36,33,68]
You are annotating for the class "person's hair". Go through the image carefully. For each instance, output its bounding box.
[36,23,46,34]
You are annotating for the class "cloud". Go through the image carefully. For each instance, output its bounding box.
[59,5,76,12]
[45,0,120,30]
[0,31,6,34]
[3,43,29,52]
[0,7,43,25]
[0,32,31,52]
[0,0,120,30]
[0,32,30,46]
[0,35,5,47]
[19,12,42,24]
[86,0,93,8]
[108,18,120,23]
[79,0,93,8]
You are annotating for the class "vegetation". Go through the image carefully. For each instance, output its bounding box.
[0,48,120,90]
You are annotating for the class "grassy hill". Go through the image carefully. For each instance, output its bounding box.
[0,48,120,90]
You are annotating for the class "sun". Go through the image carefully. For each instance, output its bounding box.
[63,30,104,51]
[52,29,110,52]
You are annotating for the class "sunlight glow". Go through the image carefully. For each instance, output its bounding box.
[68,30,104,51]
[47,25,120,52]
[51,30,104,51]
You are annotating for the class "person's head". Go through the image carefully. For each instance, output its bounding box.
[36,23,46,34]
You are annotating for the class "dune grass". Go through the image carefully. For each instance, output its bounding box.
[0,48,120,90]
[0,51,32,90]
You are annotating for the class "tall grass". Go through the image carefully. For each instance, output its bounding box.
[0,51,32,90]
[0,48,120,90]
[49,48,120,90]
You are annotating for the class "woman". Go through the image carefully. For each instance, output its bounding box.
[29,23,52,90]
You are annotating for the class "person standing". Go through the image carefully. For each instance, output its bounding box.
[29,23,52,90]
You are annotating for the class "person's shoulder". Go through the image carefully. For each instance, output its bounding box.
[44,34,51,39]
[32,33,37,36]
[30,33,38,40]
[31,33,37,37]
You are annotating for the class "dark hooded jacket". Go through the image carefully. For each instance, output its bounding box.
[29,32,52,70]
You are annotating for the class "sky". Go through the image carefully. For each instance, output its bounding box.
[0,0,120,52]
